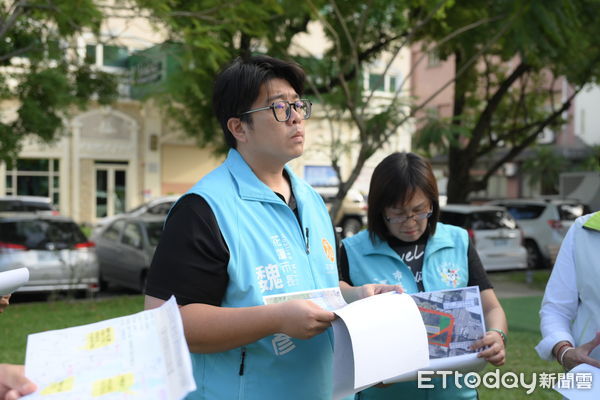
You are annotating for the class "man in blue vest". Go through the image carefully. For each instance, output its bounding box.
[144,55,399,400]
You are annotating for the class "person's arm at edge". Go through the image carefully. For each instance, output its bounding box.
[145,295,335,353]
[0,364,37,400]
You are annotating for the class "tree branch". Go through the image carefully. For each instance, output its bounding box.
[466,61,531,154]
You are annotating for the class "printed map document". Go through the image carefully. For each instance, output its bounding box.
[263,288,430,400]
[24,296,196,400]
[0,267,29,295]
[553,363,600,400]
[385,286,487,383]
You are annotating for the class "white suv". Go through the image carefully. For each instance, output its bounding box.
[439,204,527,271]
[489,198,590,269]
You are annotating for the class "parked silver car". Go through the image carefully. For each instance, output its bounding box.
[93,195,179,235]
[489,198,590,268]
[0,213,99,295]
[92,215,164,292]
[439,204,527,271]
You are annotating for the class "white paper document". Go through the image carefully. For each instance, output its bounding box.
[385,286,487,383]
[263,287,347,311]
[263,288,430,399]
[0,267,29,295]
[24,296,196,400]
[332,292,429,399]
[553,363,600,400]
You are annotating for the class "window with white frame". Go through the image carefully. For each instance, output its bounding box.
[85,44,129,68]
[4,159,60,204]
[367,73,400,93]
[427,49,441,68]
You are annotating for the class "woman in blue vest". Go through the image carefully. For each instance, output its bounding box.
[339,152,508,399]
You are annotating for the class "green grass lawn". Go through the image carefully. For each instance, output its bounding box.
[0,294,565,398]
[0,295,144,364]
[478,296,563,399]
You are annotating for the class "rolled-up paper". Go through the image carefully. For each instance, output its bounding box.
[0,268,30,295]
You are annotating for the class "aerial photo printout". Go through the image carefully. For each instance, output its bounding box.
[411,286,485,359]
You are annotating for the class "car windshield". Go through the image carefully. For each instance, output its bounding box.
[126,204,147,214]
[503,205,545,220]
[146,221,163,247]
[468,211,517,230]
[558,204,588,221]
[0,219,87,250]
[441,210,517,230]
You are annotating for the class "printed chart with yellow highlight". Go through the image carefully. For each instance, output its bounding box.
[23,297,196,399]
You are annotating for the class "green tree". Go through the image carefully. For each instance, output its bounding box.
[578,144,600,171]
[134,0,600,216]
[521,146,566,195]
[133,0,462,219]
[130,0,321,149]
[413,0,600,203]
[0,0,117,163]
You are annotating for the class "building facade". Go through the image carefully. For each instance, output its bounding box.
[1,15,413,224]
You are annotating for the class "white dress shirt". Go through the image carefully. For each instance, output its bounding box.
[535,216,581,360]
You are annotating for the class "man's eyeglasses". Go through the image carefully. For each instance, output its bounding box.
[384,210,433,225]
[240,99,312,122]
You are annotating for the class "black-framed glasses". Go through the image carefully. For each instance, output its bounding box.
[240,99,312,122]
[384,210,433,225]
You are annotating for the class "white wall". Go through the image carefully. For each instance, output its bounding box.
[574,84,600,145]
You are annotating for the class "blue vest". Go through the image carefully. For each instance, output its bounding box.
[343,223,469,292]
[182,149,339,400]
[343,224,476,400]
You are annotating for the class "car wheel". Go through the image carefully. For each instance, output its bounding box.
[341,218,363,238]
[524,240,544,269]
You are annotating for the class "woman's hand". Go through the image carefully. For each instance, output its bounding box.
[471,330,506,366]
[357,283,404,299]
[339,281,403,303]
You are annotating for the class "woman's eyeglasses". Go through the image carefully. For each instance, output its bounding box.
[384,211,432,225]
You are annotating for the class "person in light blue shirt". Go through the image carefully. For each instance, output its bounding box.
[144,55,399,400]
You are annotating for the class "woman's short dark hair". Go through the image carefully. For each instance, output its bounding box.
[367,152,440,243]
[212,55,306,149]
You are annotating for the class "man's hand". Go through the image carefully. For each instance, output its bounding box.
[274,300,336,339]
[0,364,37,400]
[560,332,600,371]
